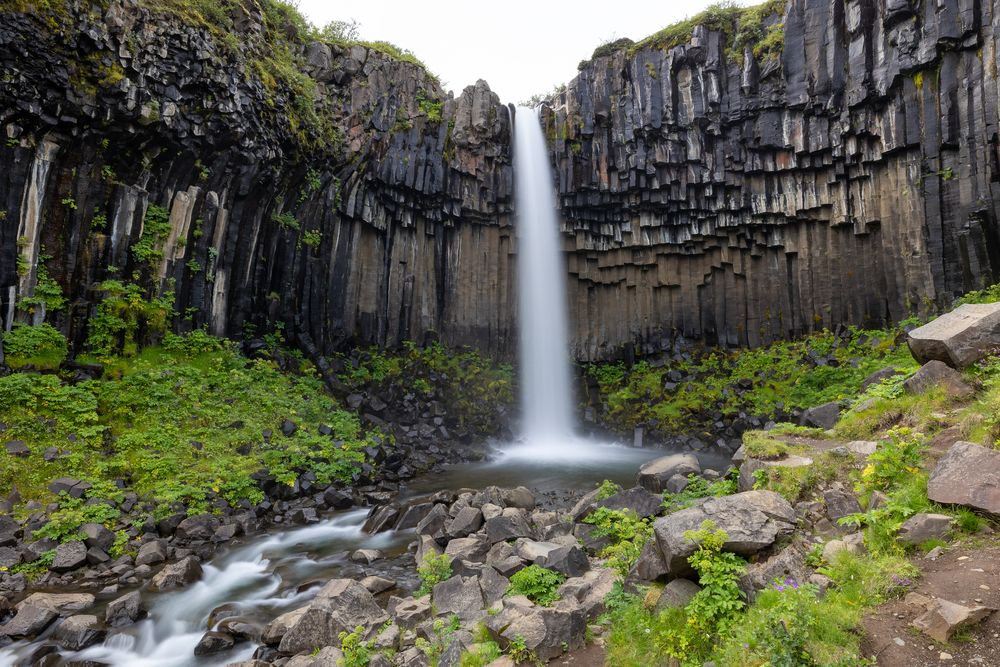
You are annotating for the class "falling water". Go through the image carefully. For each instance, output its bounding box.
[513,107,575,447]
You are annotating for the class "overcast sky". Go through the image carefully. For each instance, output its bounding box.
[296,0,756,104]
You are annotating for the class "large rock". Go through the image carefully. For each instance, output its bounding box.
[637,453,700,493]
[903,360,974,398]
[912,598,994,642]
[278,579,388,654]
[897,513,955,545]
[486,596,586,662]
[135,539,167,566]
[799,401,840,429]
[261,606,307,645]
[649,490,796,576]
[0,604,58,638]
[556,568,617,619]
[50,540,88,572]
[928,441,1000,514]
[148,556,203,591]
[17,592,95,615]
[594,486,663,519]
[484,509,533,544]
[175,514,221,541]
[51,614,105,650]
[432,575,484,619]
[907,303,1000,369]
[105,590,145,627]
[654,578,701,611]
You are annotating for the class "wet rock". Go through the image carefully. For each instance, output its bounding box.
[350,548,383,564]
[148,556,203,592]
[361,575,396,595]
[364,505,400,534]
[912,598,994,642]
[52,614,105,650]
[897,513,955,545]
[396,502,435,531]
[50,540,88,572]
[279,579,388,654]
[194,630,235,655]
[928,441,1000,514]
[903,361,974,399]
[105,591,145,627]
[637,454,700,493]
[907,303,1000,369]
[175,514,221,542]
[648,490,796,577]
[261,607,307,645]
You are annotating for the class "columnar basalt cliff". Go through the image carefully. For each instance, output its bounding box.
[546,0,1000,359]
[0,0,515,360]
[3,0,1000,363]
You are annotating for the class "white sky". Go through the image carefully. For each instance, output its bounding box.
[296,0,757,104]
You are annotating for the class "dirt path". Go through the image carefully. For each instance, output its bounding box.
[862,540,1000,666]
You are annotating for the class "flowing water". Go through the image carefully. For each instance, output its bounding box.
[0,109,732,667]
[513,106,576,449]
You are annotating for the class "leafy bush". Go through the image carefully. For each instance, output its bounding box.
[417,552,452,597]
[1,322,67,369]
[594,479,621,500]
[507,565,566,606]
[32,494,120,543]
[86,280,174,357]
[338,625,374,667]
[661,473,737,513]
[131,204,171,265]
[583,507,652,577]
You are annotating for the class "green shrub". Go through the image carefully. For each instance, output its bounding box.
[32,494,120,543]
[594,479,621,501]
[86,280,174,358]
[507,565,565,607]
[338,625,373,667]
[661,473,737,513]
[583,507,652,577]
[1,322,67,369]
[132,204,171,265]
[417,552,452,597]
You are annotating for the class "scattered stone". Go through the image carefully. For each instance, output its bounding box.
[654,578,701,611]
[823,487,862,522]
[432,575,484,619]
[135,540,167,566]
[897,513,955,545]
[361,575,395,595]
[350,548,383,564]
[4,440,29,457]
[194,630,235,655]
[80,523,115,551]
[907,303,1000,369]
[105,591,145,627]
[928,441,1000,514]
[912,598,994,642]
[637,453,700,493]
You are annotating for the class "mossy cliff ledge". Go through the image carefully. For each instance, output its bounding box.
[546,0,1000,359]
[0,0,514,359]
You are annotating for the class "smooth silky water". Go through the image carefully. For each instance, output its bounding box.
[0,108,730,667]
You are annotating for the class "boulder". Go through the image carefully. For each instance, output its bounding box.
[737,543,810,602]
[500,487,536,510]
[649,490,796,576]
[360,575,396,595]
[415,504,449,537]
[912,598,994,642]
[479,566,510,606]
[654,578,701,611]
[928,441,1000,514]
[445,506,483,539]
[444,535,490,562]
[897,513,955,545]
[50,540,88,572]
[175,514,221,542]
[432,575,484,619]
[637,454,700,493]
[396,502,435,531]
[486,596,586,662]
[391,595,432,628]
[907,303,1000,369]
[17,592,95,615]
[80,523,115,551]
[823,487,862,522]
[738,455,813,493]
[105,591,145,627]
[594,486,663,519]
[799,401,840,429]
[903,360,974,398]
[135,539,167,566]
[0,604,58,638]
[484,509,533,544]
[556,568,617,619]
[4,440,29,457]
[350,548,383,564]
[194,630,235,655]
[261,606,307,645]
[148,556,202,591]
[52,614,105,650]
[279,579,388,654]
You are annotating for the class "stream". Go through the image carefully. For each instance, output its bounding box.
[0,438,730,667]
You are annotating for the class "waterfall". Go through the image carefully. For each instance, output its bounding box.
[513,107,575,445]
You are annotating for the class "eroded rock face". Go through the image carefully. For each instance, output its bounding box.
[278,579,388,654]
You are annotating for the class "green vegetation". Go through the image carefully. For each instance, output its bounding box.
[302,229,322,248]
[85,280,174,358]
[417,552,453,597]
[594,479,621,500]
[132,204,171,265]
[587,326,919,435]
[661,472,738,513]
[338,342,514,433]
[0,333,377,518]
[415,615,463,664]
[583,507,652,576]
[507,565,566,606]
[338,625,374,667]
[18,262,67,316]
[627,0,786,63]
[752,450,843,503]
[1,322,68,370]
[272,211,301,231]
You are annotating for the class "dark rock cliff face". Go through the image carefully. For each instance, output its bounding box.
[546,0,1000,359]
[3,0,1000,362]
[0,1,515,359]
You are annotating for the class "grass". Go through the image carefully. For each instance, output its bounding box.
[0,333,376,519]
[587,325,920,436]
